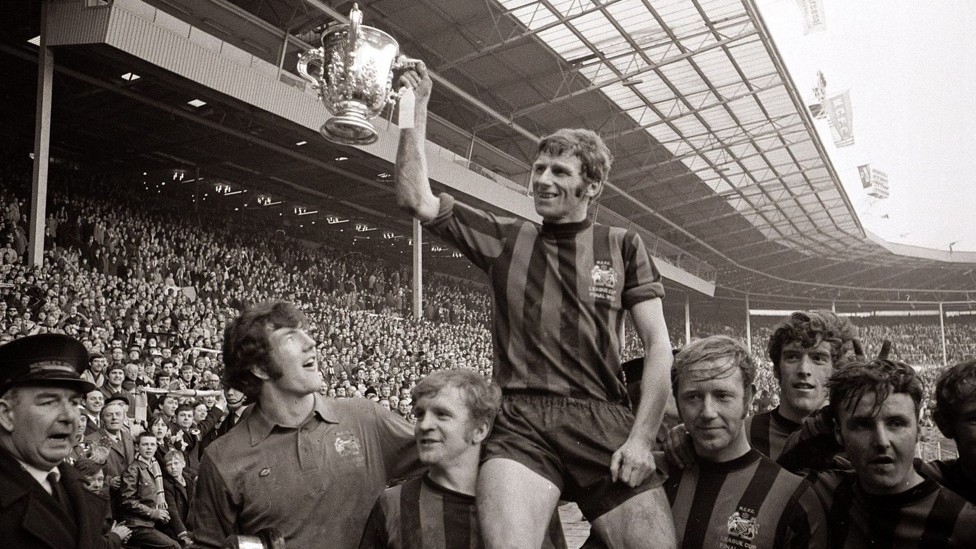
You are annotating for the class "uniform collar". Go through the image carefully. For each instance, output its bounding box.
[248,393,338,447]
[540,217,592,239]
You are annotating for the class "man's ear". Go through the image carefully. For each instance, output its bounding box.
[0,398,15,433]
[249,363,271,382]
[471,421,491,445]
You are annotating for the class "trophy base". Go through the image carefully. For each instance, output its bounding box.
[321,116,379,146]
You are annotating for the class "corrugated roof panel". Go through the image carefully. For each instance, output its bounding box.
[508,2,558,28]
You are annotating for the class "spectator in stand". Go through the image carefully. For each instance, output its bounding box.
[120,432,179,548]
[82,352,108,388]
[81,389,104,436]
[73,458,133,546]
[85,400,134,513]
[161,449,194,547]
[190,301,419,549]
[99,364,128,401]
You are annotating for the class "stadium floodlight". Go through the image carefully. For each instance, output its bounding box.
[378,173,391,179]
[296,141,308,146]
[121,72,140,81]
[326,216,349,224]
[335,156,348,161]
[27,36,40,46]
[188,99,207,107]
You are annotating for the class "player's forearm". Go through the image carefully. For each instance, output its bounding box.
[395,108,437,220]
[629,341,673,442]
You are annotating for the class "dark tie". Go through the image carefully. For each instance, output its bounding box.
[47,471,65,505]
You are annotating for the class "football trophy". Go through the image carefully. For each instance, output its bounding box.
[297,3,420,145]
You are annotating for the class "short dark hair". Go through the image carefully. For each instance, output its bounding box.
[222,301,307,400]
[135,431,158,445]
[536,128,613,200]
[73,458,103,478]
[412,369,501,430]
[828,359,925,425]
[768,310,855,379]
[671,335,755,397]
[175,403,195,416]
[933,359,976,438]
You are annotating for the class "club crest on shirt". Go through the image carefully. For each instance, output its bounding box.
[334,431,362,457]
[723,506,759,548]
[589,262,618,302]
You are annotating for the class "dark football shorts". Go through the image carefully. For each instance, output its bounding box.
[483,392,666,520]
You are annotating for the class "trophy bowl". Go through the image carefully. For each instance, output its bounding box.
[297,4,417,145]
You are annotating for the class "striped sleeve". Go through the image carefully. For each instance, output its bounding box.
[777,480,829,549]
[423,193,510,271]
[619,229,664,308]
[358,497,392,549]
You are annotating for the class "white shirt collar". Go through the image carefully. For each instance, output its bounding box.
[16,458,58,495]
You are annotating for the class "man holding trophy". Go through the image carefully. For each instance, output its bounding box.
[394,61,677,548]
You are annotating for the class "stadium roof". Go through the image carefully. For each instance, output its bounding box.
[1,0,974,306]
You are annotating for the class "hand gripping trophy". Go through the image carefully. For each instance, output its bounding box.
[297,3,420,145]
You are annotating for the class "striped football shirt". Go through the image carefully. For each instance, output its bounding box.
[917,458,976,504]
[662,448,828,549]
[745,406,801,460]
[358,474,565,549]
[810,470,976,548]
[424,193,665,403]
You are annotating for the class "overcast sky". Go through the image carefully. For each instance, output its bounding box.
[758,0,976,252]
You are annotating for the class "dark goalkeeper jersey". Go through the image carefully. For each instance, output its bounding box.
[424,193,665,403]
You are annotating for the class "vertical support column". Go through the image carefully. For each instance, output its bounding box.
[412,218,423,321]
[939,302,947,367]
[831,299,836,313]
[684,293,691,346]
[745,294,752,352]
[29,0,53,268]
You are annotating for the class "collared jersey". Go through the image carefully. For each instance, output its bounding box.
[359,474,566,549]
[424,193,664,403]
[744,406,801,460]
[190,395,419,549]
[811,470,976,548]
[662,449,828,549]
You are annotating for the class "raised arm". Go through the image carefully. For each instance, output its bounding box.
[395,62,441,222]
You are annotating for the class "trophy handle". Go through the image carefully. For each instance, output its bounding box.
[296,49,325,89]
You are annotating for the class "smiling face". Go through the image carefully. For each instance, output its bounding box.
[102,403,125,434]
[677,358,753,463]
[0,386,83,470]
[413,387,486,470]
[776,340,833,423]
[530,152,595,223]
